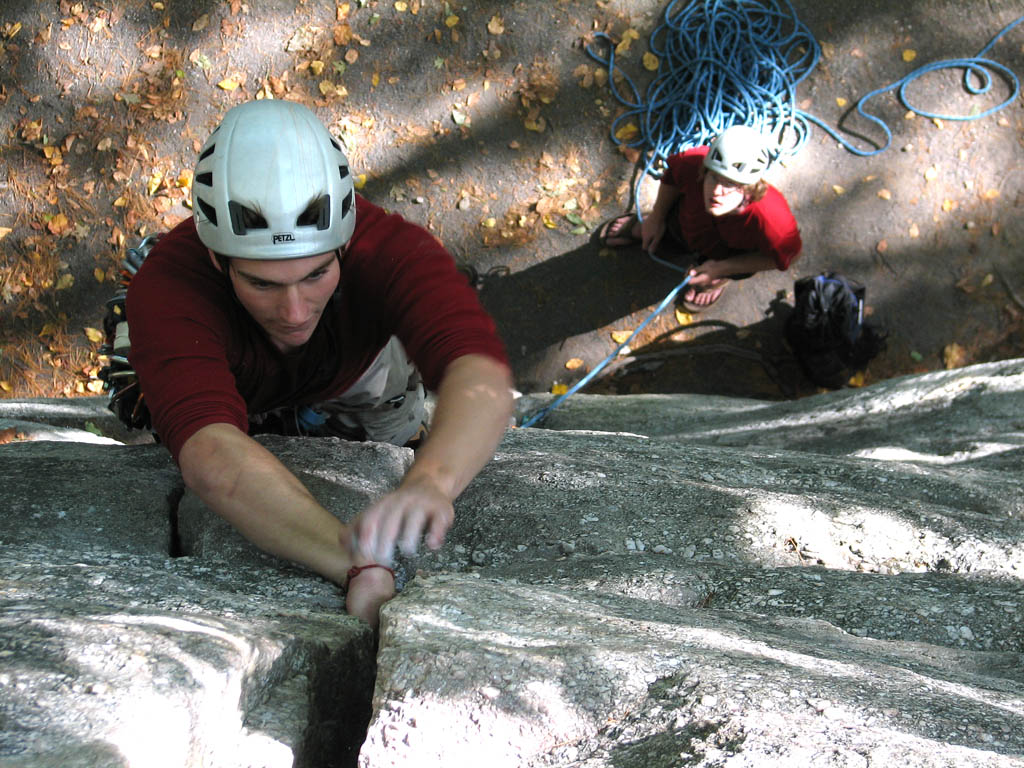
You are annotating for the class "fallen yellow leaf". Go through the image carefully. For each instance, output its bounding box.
[395,1,408,11]
[47,213,70,235]
[983,189,1000,200]
[372,72,380,87]
[941,199,956,212]
[146,169,163,196]
[832,185,845,195]
[642,52,658,71]
[924,166,938,182]
[614,122,639,141]
[902,49,917,62]
[932,118,943,130]
[487,15,504,34]
[310,60,325,76]
[444,14,459,27]
[524,116,546,132]
[565,357,584,370]
[847,371,865,387]
[86,379,105,394]
[354,173,367,190]
[217,77,240,90]
[909,223,920,238]
[611,330,633,344]
[482,217,496,228]
[542,214,557,229]
[0,227,11,240]
[84,327,104,343]
[981,273,994,288]
[943,342,968,369]
[835,97,847,107]
[56,273,74,291]
[615,28,639,55]
[877,188,892,200]
[43,145,63,166]
[674,308,693,325]
[0,381,11,392]
[551,383,568,395]
[93,268,106,283]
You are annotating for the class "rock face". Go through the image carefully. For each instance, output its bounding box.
[1,360,1023,767]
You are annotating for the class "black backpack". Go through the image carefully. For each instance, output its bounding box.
[784,273,886,389]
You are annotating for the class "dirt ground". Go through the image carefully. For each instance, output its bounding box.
[1,0,1023,407]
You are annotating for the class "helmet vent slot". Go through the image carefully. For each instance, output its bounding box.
[228,201,268,235]
[195,172,213,187]
[339,164,350,180]
[340,189,353,219]
[198,144,216,163]
[196,197,218,226]
[297,195,331,231]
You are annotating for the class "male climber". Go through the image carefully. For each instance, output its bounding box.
[125,99,513,628]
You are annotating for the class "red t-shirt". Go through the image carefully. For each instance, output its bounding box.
[663,146,801,269]
[126,195,508,463]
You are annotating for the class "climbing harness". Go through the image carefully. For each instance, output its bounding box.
[98,234,162,431]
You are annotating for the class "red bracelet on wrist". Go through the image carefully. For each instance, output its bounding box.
[347,564,396,582]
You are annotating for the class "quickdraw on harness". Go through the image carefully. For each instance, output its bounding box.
[97,234,162,431]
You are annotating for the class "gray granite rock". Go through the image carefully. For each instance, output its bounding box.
[1,358,1022,767]
[516,358,1024,461]
[366,573,1023,768]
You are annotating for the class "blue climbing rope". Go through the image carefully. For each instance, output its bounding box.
[520,272,691,429]
[587,0,1023,163]
[799,15,1024,156]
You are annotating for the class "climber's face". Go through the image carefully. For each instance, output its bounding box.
[703,171,746,216]
[216,250,341,353]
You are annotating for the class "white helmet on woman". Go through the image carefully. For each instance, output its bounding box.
[704,125,772,186]
[192,99,356,259]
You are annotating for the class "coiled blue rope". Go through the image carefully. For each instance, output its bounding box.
[587,0,820,189]
[587,0,1023,163]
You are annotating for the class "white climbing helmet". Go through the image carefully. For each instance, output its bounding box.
[192,99,356,260]
[704,125,772,186]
